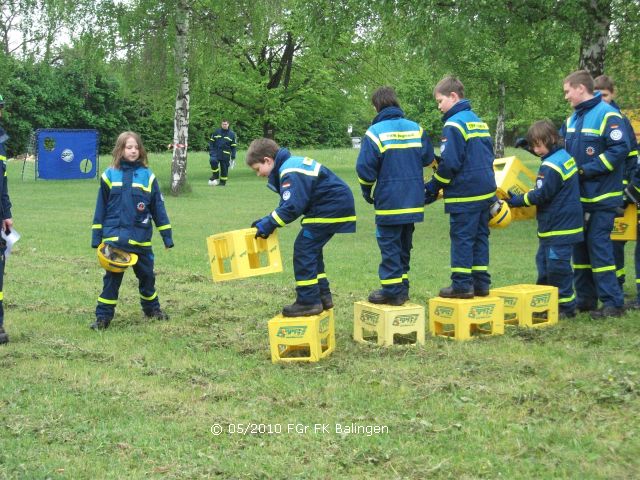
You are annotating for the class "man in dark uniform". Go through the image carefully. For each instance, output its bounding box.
[208,119,237,186]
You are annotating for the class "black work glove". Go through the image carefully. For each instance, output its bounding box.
[252,216,276,239]
[424,180,440,205]
[514,137,529,150]
[624,185,640,205]
[360,185,374,204]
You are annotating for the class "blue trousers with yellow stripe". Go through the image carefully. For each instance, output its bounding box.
[613,240,627,286]
[449,210,491,292]
[293,229,334,304]
[535,243,576,314]
[573,210,624,309]
[209,154,230,183]
[376,224,414,297]
[95,250,161,319]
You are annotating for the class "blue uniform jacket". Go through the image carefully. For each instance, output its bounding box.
[609,100,640,190]
[263,148,356,234]
[560,93,630,212]
[432,100,497,213]
[209,128,237,160]
[91,161,173,253]
[356,106,434,225]
[514,147,584,245]
[0,126,12,221]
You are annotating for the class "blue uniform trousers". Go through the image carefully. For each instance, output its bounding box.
[95,250,161,319]
[535,244,576,314]
[376,224,414,297]
[0,242,5,327]
[209,154,230,183]
[573,210,624,309]
[293,229,334,304]
[449,210,491,292]
[613,240,626,286]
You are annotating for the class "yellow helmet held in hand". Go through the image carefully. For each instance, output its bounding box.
[489,200,512,228]
[97,242,138,272]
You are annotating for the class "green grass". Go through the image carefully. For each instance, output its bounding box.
[1,148,639,479]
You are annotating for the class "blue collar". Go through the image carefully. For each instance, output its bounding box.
[267,148,292,192]
[574,91,602,115]
[442,99,471,122]
[541,145,562,161]
[372,106,405,125]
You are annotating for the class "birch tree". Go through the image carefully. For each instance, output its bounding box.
[170,0,190,194]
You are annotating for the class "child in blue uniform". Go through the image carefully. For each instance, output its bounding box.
[560,70,629,319]
[0,94,14,344]
[594,75,639,292]
[356,87,435,305]
[91,131,174,330]
[509,120,583,318]
[424,76,497,298]
[246,138,356,317]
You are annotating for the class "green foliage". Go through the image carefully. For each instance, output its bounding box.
[0,0,638,156]
[2,150,640,478]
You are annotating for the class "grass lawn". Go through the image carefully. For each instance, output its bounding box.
[1,147,639,479]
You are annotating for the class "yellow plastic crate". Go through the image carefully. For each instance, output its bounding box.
[490,284,558,328]
[493,156,537,220]
[206,228,282,282]
[268,310,335,363]
[428,296,504,341]
[353,301,425,346]
[611,203,637,241]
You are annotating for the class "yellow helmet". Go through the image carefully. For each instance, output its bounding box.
[97,242,138,272]
[489,200,512,228]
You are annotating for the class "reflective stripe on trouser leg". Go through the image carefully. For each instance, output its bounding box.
[537,244,576,313]
[472,208,491,291]
[132,251,160,314]
[399,224,414,295]
[219,156,230,182]
[612,240,626,285]
[209,157,220,178]
[96,270,125,319]
[585,210,624,308]
[450,211,487,291]
[293,229,334,304]
[376,224,411,297]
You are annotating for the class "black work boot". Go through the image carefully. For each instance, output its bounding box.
[282,302,323,317]
[0,326,8,344]
[559,310,577,320]
[320,294,334,310]
[367,289,406,306]
[145,309,170,321]
[439,285,474,299]
[590,306,625,319]
[90,317,112,330]
[474,288,490,297]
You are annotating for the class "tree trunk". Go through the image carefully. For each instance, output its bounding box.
[494,82,505,158]
[578,0,611,76]
[170,0,191,195]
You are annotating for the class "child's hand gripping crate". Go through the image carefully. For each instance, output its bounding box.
[611,203,637,241]
[493,156,537,221]
[206,228,283,282]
